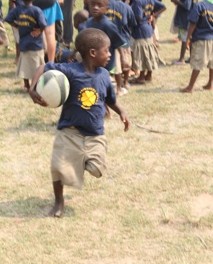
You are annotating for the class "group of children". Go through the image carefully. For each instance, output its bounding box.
[1,0,212,217]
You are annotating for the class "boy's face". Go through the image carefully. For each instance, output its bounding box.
[89,0,108,18]
[92,41,111,67]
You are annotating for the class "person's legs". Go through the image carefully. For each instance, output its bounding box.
[49,180,64,217]
[203,68,213,90]
[61,0,74,47]
[44,24,56,62]
[179,41,187,62]
[145,70,152,81]
[24,79,30,90]
[180,69,200,93]
[115,73,122,95]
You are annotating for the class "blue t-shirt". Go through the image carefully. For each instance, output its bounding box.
[131,0,165,39]
[5,5,47,51]
[174,0,193,30]
[189,1,213,42]
[44,62,116,136]
[106,0,137,46]
[85,15,126,71]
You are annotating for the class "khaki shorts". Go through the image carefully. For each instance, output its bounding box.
[178,28,187,42]
[112,47,132,74]
[51,127,107,189]
[16,50,45,79]
[190,40,213,71]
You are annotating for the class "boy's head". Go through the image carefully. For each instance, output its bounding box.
[75,28,111,67]
[73,9,89,30]
[88,0,109,18]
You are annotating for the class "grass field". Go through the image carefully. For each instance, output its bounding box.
[0,1,212,263]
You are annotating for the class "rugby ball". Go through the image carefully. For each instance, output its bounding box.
[36,70,70,108]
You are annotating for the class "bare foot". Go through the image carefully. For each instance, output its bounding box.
[180,87,192,93]
[49,199,64,218]
[145,75,152,82]
[203,84,213,90]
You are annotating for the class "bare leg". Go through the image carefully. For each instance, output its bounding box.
[123,70,130,89]
[49,180,64,217]
[180,69,200,93]
[179,41,187,62]
[145,71,152,81]
[24,79,30,90]
[44,24,56,62]
[136,71,146,83]
[203,69,213,90]
[115,73,122,95]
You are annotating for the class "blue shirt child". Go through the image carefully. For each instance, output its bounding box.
[85,15,126,71]
[173,0,193,30]
[106,0,137,47]
[131,0,165,39]
[45,62,116,136]
[188,0,213,42]
[5,4,47,51]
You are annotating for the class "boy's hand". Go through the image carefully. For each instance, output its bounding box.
[120,113,130,132]
[29,88,48,107]
[31,28,42,38]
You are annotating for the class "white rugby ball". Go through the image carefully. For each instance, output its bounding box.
[36,70,70,108]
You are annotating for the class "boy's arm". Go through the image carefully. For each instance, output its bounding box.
[29,64,48,106]
[107,103,130,132]
[186,22,196,49]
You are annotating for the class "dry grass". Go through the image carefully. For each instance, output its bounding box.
[0,1,212,263]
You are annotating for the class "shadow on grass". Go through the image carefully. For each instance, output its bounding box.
[7,117,57,133]
[0,87,28,96]
[0,196,75,218]
[0,71,16,78]
[135,87,180,93]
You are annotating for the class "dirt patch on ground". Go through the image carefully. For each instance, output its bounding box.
[191,193,213,218]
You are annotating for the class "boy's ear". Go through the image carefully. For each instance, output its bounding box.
[89,48,96,58]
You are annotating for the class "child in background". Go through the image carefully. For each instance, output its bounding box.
[107,0,137,95]
[29,28,130,217]
[131,0,166,84]
[171,0,193,65]
[73,9,89,32]
[180,0,213,92]
[0,0,10,55]
[5,0,47,90]
[86,0,127,74]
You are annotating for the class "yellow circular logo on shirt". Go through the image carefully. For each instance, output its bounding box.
[79,87,98,109]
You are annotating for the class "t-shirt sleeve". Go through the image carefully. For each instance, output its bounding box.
[36,9,47,28]
[188,3,200,24]
[154,0,166,13]
[181,0,192,11]
[44,62,74,80]
[106,23,126,49]
[5,8,17,24]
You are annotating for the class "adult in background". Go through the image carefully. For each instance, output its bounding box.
[33,0,63,62]
[60,0,75,48]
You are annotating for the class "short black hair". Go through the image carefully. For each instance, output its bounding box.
[75,28,110,58]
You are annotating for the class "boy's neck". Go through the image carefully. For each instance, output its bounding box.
[92,14,104,22]
[82,59,97,73]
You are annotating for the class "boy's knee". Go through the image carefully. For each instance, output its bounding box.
[85,162,102,178]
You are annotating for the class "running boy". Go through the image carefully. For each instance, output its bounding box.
[181,0,213,92]
[29,28,130,217]
[5,0,47,90]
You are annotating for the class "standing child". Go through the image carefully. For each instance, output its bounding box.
[0,0,10,55]
[180,0,213,92]
[5,0,47,90]
[29,28,130,217]
[131,0,166,84]
[171,0,193,65]
[86,0,127,73]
